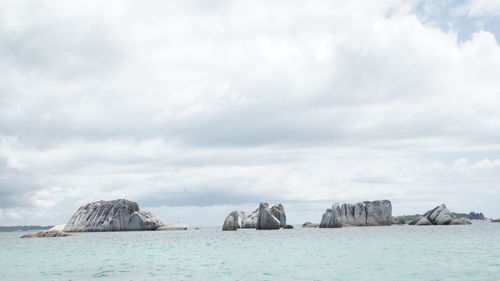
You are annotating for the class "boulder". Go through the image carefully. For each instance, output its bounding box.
[256,203,281,230]
[391,216,406,225]
[339,202,367,226]
[302,222,319,228]
[320,200,392,228]
[222,210,240,231]
[491,218,500,222]
[365,200,392,226]
[156,222,188,230]
[411,204,472,226]
[283,224,294,229]
[128,211,165,231]
[450,218,472,225]
[63,199,164,232]
[21,230,74,238]
[241,209,258,228]
[410,217,432,225]
[319,203,342,228]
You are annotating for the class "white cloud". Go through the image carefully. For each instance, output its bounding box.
[1,0,500,225]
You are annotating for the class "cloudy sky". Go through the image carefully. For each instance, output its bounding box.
[1,0,500,226]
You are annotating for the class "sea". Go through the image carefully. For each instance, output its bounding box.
[1,221,499,281]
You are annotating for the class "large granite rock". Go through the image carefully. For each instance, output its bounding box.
[222,203,287,231]
[21,230,74,238]
[320,200,392,228]
[256,203,281,230]
[222,210,240,231]
[241,209,258,228]
[365,200,392,226]
[410,204,472,226]
[320,203,343,228]
[63,199,164,232]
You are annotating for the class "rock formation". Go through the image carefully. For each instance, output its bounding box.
[241,209,258,228]
[21,230,74,238]
[302,222,319,228]
[409,204,472,226]
[222,203,287,231]
[63,199,165,232]
[256,203,281,230]
[320,200,392,228]
[222,210,240,231]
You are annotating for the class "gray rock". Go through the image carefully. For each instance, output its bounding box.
[319,203,342,228]
[222,210,240,231]
[283,224,294,229]
[302,222,319,228]
[21,230,74,238]
[269,203,287,227]
[412,217,433,225]
[491,218,500,222]
[256,203,281,230]
[365,200,392,226]
[128,211,165,231]
[64,199,164,232]
[450,218,472,225]
[391,216,406,225]
[340,202,367,226]
[320,200,392,228]
[422,204,456,225]
[240,209,258,228]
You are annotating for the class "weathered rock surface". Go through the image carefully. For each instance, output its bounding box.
[302,222,319,228]
[391,216,406,225]
[365,200,392,226]
[222,210,240,231]
[156,222,188,230]
[410,204,472,226]
[21,230,74,238]
[320,203,343,228]
[241,209,258,228]
[256,203,281,230]
[450,218,472,225]
[320,200,392,228]
[63,199,164,232]
[410,217,432,225]
[222,203,287,231]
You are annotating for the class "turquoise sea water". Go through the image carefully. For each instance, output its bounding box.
[1,221,499,281]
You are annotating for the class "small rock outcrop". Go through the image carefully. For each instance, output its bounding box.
[222,203,287,231]
[320,200,392,228]
[21,230,74,238]
[409,204,472,226]
[283,224,294,229]
[302,222,319,228]
[491,218,500,222]
[391,216,406,225]
[156,222,188,230]
[256,203,281,230]
[63,199,165,232]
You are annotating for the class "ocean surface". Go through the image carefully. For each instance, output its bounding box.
[1,221,499,281]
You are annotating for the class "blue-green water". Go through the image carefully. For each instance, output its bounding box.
[1,221,499,281]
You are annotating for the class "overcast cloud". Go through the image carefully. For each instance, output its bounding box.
[1,0,500,226]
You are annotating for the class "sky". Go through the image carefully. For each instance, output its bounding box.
[1,0,500,226]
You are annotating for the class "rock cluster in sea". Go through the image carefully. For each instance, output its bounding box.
[63,199,165,232]
[320,200,392,228]
[409,204,472,226]
[21,230,74,238]
[222,203,287,231]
